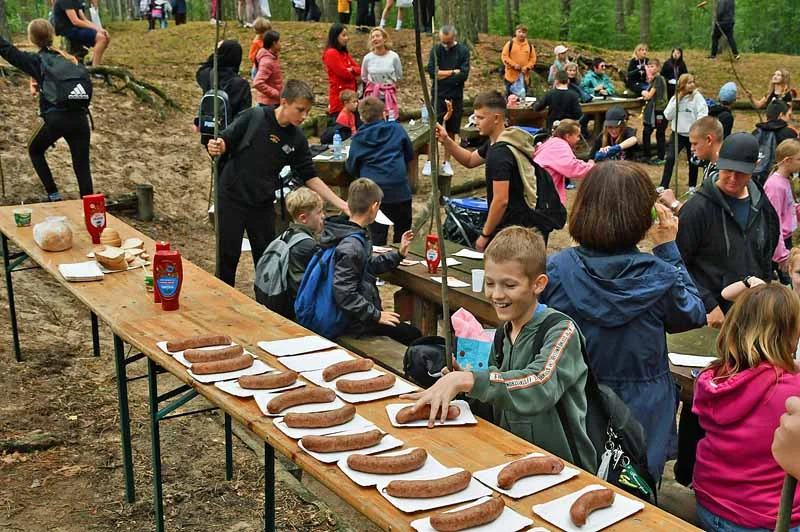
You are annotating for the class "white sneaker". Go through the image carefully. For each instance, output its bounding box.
[422,160,432,176]
[440,161,454,177]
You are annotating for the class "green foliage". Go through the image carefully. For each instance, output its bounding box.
[3,0,50,36]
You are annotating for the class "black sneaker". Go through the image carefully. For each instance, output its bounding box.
[707,55,717,60]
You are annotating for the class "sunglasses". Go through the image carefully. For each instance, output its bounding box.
[598,65,607,69]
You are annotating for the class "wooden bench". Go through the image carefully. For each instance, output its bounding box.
[337,335,407,377]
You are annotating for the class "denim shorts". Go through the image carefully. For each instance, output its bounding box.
[62,27,97,47]
[697,503,800,532]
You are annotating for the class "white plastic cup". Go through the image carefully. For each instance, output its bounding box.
[471,269,485,293]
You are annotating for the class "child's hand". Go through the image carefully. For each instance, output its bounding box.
[399,371,475,427]
[399,230,414,257]
[378,311,400,326]
[207,138,226,157]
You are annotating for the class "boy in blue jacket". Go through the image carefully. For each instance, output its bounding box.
[345,96,414,246]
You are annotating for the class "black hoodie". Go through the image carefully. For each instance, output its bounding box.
[196,40,252,119]
[752,119,799,146]
[319,215,402,335]
[676,177,779,313]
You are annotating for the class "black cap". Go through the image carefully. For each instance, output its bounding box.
[717,132,759,174]
[603,106,627,127]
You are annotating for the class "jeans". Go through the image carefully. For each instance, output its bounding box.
[28,111,94,197]
[369,199,411,246]
[711,22,739,57]
[217,194,275,287]
[696,503,800,532]
[363,322,422,346]
[643,117,667,160]
[660,133,699,189]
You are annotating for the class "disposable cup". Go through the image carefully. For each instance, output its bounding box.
[471,269,485,293]
[13,208,32,227]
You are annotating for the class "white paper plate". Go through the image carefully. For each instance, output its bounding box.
[386,400,477,428]
[253,389,346,417]
[302,368,419,403]
[157,340,238,359]
[274,413,374,440]
[187,359,272,384]
[278,349,355,373]
[214,378,304,398]
[257,335,337,357]
[410,496,534,532]
[473,452,580,499]
[298,428,403,464]
[337,447,449,487]
[376,468,492,513]
[532,484,644,532]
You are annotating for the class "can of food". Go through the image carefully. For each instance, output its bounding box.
[13,208,32,227]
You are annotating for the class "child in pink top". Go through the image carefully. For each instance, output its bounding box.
[692,284,800,531]
[532,119,594,204]
[764,139,800,275]
[253,30,283,107]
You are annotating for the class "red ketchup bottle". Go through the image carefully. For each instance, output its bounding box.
[425,234,441,274]
[153,250,183,311]
[153,241,171,303]
[82,194,106,244]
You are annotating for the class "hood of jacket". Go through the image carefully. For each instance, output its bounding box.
[319,215,368,249]
[197,40,243,90]
[351,120,400,149]
[554,247,682,327]
[754,119,789,131]
[694,362,788,426]
[693,175,767,253]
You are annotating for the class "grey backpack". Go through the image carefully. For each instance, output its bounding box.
[254,230,313,316]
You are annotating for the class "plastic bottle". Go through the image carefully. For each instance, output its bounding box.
[82,194,106,244]
[420,105,429,123]
[388,109,396,121]
[332,132,343,161]
[153,241,170,303]
[425,234,441,274]
[153,249,183,311]
[519,85,526,102]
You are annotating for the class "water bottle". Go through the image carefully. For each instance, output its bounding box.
[332,132,343,161]
[519,86,526,102]
[388,109,396,121]
[420,105,429,123]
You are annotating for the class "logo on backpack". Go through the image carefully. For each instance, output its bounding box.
[197,88,231,142]
[39,52,92,110]
[69,83,90,100]
[254,230,313,317]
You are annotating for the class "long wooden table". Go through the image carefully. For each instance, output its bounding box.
[1,202,698,532]
[314,121,431,195]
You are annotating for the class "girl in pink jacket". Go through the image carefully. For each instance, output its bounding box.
[764,139,800,282]
[253,30,283,107]
[532,119,594,205]
[693,284,800,532]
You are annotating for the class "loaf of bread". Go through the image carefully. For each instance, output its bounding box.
[33,216,73,252]
[100,227,122,248]
[96,246,127,270]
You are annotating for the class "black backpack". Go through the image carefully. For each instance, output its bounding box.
[528,161,567,233]
[492,312,657,503]
[403,336,447,389]
[752,128,778,186]
[197,87,232,144]
[499,38,532,76]
[39,52,92,110]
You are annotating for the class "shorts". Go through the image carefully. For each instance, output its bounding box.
[62,27,97,48]
[436,95,463,135]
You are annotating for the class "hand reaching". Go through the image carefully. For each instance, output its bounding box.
[399,231,414,257]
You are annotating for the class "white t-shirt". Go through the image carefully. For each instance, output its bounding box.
[361,50,403,86]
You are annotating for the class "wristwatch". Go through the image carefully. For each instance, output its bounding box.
[742,275,753,288]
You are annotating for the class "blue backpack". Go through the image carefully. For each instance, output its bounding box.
[294,233,367,339]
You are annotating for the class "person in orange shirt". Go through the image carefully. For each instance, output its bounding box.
[501,24,536,96]
[247,17,272,78]
[337,0,351,23]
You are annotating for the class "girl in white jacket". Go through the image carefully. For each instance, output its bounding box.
[659,73,708,191]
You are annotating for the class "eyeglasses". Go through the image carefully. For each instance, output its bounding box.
[598,65,607,69]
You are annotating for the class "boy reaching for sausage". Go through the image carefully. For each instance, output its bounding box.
[400,226,597,471]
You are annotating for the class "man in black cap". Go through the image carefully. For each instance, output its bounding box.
[676,132,779,328]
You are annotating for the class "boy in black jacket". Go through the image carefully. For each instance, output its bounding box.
[321,178,421,344]
[752,99,798,146]
[207,80,348,287]
[533,70,582,132]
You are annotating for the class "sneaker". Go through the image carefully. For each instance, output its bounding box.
[565,183,576,190]
[422,160,432,176]
[375,279,386,286]
[656,186,665,194]
[734,54,741,61]
[707,55,717,60]
[209,18,217,24]
[48,191,63,202]
[652,158,666,166]
[440,161,454,176]
[688,186,696,194]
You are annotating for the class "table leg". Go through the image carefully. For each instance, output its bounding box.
[2,234,21,362]
[264,442,275,532]
[591,111,602,138]
[91,312,100,357]
[113,334,136,504]
[147,358,165,532]
[225,413,233,481]
[414,297,439,336]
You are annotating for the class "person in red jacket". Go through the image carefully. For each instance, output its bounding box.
[254,30,283,107]
[323,23,360,122]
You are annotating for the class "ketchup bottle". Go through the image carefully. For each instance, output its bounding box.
[153,250,183,311]
[153,241,171,303]
[425,234,441,274]
[82,194,106,244]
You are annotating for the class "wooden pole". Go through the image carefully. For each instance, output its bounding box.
[213,2,222,278]
[775,475,797,532]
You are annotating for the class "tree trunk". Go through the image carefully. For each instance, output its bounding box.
[504,0,513,36]
[559,0,571,40]
[479,0,488,33]
[0,0,6,39]
[615,0,625,33]
[512,0,519,26]
[624,0,634,16]
[639,0,651,44]
[440,0,478,45]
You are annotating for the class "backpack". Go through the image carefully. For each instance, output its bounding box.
[495,127,567,233]
[197,87,232,143]
[39,52,92,111]
[752,128,778,186]
[492,312,657,503]
[254,229,314,316]
[294,233,367,339]
[403,336,447,388]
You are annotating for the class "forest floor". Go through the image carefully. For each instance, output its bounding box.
[1,20,798,531]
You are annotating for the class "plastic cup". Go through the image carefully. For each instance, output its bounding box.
[471,269,485,293]
[13,208,32,227]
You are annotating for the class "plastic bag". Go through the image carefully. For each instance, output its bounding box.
[34,216,73,252]
[509,74,525,97]
[90,6,103,28]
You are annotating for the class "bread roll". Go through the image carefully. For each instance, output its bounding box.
[100,228,122,248]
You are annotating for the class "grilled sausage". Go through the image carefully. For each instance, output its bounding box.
[496,455,565,489]
[301,429,383,453]
[347,448,428,474]
[384,470,471,498]
[266,387,337,414]
[167,334,231,352]
[238,371,298,390]
[570,488,615,527]
[322,359,374,382]
[283,404,357,428]
[430,496,505,531]
[183,344,243,363]
[191,354,253,375]
[336,373,396,394]
[395,404,461,424]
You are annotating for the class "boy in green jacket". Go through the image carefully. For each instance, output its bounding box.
[401,226,597,471]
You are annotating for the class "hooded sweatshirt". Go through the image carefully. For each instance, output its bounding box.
[664,91,708,136]
[345,120,414,203]
[533,136,594,204]
[196,40,252,119]
[253,47,283,106]
[676,177,780,313]
[752,119,800,146]
[542,242,706,478]
[693,363,800,529]
[319,215,403,336]
[764,172,797,263]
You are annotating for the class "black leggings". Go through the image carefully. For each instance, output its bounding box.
[643,118,668,160]
[660,133,698,189]
[217,195,275,287]
[28,111,93,197]
[369,199,412,246]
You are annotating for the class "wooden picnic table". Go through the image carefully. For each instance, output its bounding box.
[314,121,431,195]
[1,202,699,532]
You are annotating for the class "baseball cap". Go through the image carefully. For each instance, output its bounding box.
[716,132,759,174]
[554,45,569,55]
[603,106,627,127]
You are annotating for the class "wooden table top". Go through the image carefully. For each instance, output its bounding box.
[0,202,698,532]
[580,97,645,114]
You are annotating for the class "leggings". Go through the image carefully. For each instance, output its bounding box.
[217,194,275,287]
[660,133,698,189]
[28,111,93,197]
[643,118,667,160]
